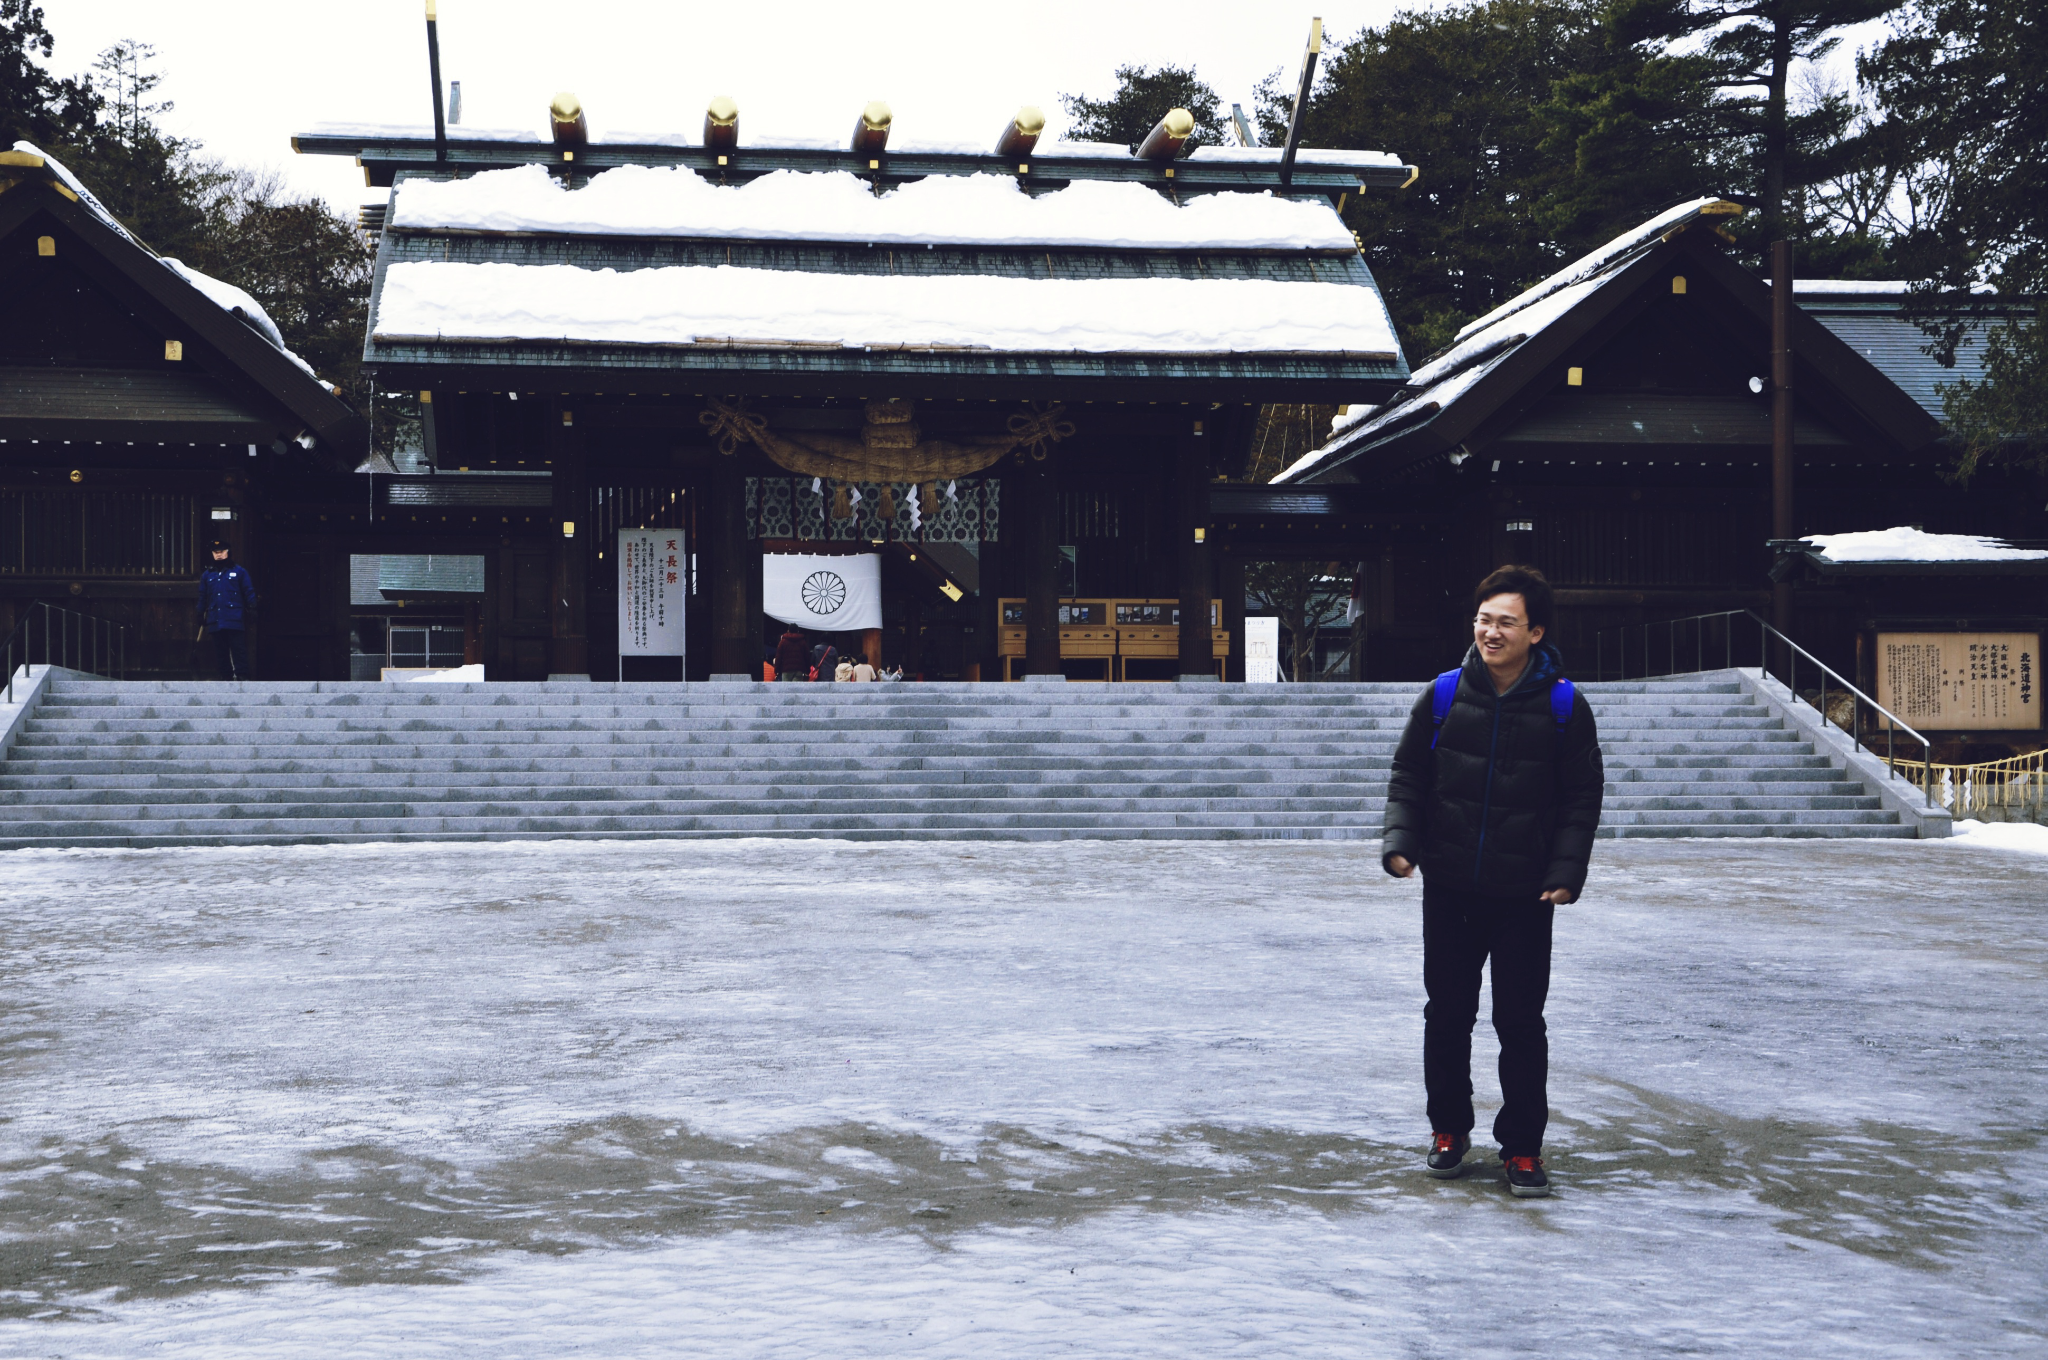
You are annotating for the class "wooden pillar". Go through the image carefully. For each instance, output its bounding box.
[549,400,589,678]
[1770,239,1796,636]
[1218,553,1246,682]
[708,458,756,676]
[1175,417,1213,676]
[1019,457,1060,677]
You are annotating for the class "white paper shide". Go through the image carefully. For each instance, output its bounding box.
[618,530,686,657]
[764,553,881,632]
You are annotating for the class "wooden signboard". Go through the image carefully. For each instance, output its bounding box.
[1876,632,2039,730]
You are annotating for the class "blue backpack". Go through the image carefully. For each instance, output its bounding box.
[1429,669,1575,749]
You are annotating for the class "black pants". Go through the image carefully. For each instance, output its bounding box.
[212,628,250,680]
[1422,878,1554,1157]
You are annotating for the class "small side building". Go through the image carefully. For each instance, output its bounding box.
[1274,199,2044,686]
[0,144,366,678]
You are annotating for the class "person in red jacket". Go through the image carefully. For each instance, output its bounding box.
[773,628,810,682]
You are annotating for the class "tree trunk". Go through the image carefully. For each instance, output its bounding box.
[1762,16,1794,241]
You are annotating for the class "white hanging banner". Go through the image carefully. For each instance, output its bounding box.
[764,553,882,632]
[1246,616,1281,683]
[618,529,687,657]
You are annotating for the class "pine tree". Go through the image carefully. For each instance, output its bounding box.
[1565,0,1904,243]
[1861,0,2048,475]
[0,0,97,147]
[1262,0,1623,359]
[1058,64,1227,150]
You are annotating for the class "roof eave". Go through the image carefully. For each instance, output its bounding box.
[13,181,367,469]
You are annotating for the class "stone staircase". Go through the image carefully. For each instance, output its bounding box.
[0,671,1918,848]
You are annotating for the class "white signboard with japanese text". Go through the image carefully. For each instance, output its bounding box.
[1877,631,2038,730]
[763,553,882,632]
[617,529,687,658]
[1246,616,1281,683]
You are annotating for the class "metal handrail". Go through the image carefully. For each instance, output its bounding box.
[4,601,129,703]
[1594,608,1933,806]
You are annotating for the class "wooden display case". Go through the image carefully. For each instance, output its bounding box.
[996,598,1226,681]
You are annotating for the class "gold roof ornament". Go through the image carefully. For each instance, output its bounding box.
[700,396,1074,480]
[550,92,587,149]
[1137,108,1195,161]
[704,95,738,153]
[996,106,1044,159]
[851,101,893,158]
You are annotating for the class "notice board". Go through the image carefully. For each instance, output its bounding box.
[617,529,686,659]
[1245,617,1280,683]
[1876,631,2039,730]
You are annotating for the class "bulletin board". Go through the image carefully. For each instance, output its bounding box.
[1876,632,2039,730]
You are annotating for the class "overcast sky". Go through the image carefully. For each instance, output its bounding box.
[36,1,1419,208]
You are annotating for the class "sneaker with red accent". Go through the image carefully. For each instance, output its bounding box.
[1504,1154,1551,1198]
[1425,1132,1470,1178]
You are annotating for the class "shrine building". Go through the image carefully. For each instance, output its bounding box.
[289,99,1416,681]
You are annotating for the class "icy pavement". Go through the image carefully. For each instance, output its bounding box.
[0,836,2043,1357]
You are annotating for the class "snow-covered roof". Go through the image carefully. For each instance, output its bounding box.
[15,139,140,246]
[1803,527,2048,563]
[15,140,321,380]
[304,121,1406,174]
[1452,199,1724,345]
[1273,197,1737,484]
[304,120,543,143]
[1187,146,1407,168]
[389,163,1357,251]
[158,257,318,378]
[372,258,1401,356]
[1785,279,1999,296]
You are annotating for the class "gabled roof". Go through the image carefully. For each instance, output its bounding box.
[361,162,1409,399]
[1793,281,2031,422]
[0,145,366,466]
[1274,200,1945,484]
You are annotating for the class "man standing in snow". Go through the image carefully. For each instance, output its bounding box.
[1381,565,1603,1198]
[196,540,257,681]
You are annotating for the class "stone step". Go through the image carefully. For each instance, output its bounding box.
[46,678,1749,697]
[0,673,1903,845]
[0,794,1394,820]
[0,786,1884,815]
[0,808,1389,837]
[0,820,1916,852]
[16,712,1777,733]
[0,770,1864,795]
[0,803,1901,839]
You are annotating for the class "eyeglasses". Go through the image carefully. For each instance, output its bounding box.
[1472,615,1527,630]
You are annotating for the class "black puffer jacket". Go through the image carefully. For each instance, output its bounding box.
[1381,641,1604,899]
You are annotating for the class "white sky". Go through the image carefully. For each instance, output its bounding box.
[36,1,1410,210]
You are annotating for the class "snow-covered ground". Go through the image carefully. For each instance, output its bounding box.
[0,837,2043,1357]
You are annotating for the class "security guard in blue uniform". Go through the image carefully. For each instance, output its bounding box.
[196,540,257,680]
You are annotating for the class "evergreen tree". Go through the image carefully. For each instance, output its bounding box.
[186,167,373,397]
[1860,0,2048,475]
[60,39,224,260]
[0,0,96,148]
[1557,0,1904,244]
[1260,0,1624,359]
[1059,64,1227,150]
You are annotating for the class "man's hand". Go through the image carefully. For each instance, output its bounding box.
[1386,854,1416,878]
[1540,887,1575,905]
